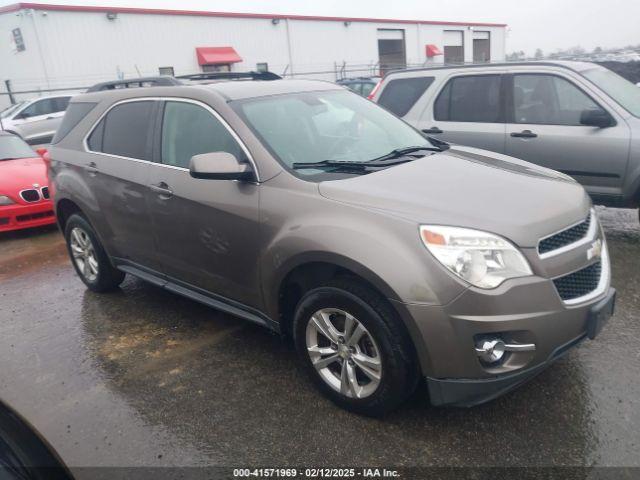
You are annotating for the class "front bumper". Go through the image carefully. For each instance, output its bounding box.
[0,201,56,232]
[426,315,603,408]
[392,273,615,407]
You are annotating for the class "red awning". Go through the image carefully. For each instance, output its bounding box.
[425,44,443,57]
[196,47,242,65]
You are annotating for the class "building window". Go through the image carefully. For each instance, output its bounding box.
[159,66,175,76]
[473,31,491,63]
[377,29,406,75]
[256,62,269,73]
[202,64,231,73]
[443,30,464,64]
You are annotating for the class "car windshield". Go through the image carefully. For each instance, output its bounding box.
[235,90,436,175]
[0,135,36,160]
[0,101,26,119]
[582,67,640,118]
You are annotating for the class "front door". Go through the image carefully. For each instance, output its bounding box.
[146,99,262,308]
[504,73,630,195]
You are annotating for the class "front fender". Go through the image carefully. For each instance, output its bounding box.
[258,185,467,319]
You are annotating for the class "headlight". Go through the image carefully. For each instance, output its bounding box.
[0,195,14,206]
[420,225,533,289]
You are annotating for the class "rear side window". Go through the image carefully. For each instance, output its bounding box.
[51,102,96,144]
[161,101,244,168]
[88,101,154,160]
[434,75,502,123]
[378,77,435,117]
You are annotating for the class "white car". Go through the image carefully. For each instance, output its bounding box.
[0,94,72,145]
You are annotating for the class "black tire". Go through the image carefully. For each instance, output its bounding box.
[64,214,125,292]
[293,278,418,416]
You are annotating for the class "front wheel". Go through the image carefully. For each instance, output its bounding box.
[64,214,125,292]
[293,279,418,416]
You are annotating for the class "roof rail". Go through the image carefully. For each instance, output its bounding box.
[177,71,282,81]
[86,76,182,92]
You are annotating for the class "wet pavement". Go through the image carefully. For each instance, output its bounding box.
[0,207,639,471]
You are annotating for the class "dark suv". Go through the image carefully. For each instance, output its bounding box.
[49,78,615,415]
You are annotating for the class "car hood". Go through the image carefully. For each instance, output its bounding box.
[0,157,49,198]
[318,146,591,248]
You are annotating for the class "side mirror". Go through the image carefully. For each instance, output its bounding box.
[36,148,48,158]
[189,152,254,181]
[580,109,614,128]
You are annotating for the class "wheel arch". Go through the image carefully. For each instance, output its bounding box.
[55,197,84,231]
[271,252,403,337]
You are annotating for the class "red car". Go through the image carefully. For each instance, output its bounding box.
[0,132,56,232]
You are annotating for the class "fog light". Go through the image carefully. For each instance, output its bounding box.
[475,338,536,364]
[475,339,506,363]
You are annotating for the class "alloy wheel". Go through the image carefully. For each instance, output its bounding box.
[305,308,382,399]
[69,227,99,282]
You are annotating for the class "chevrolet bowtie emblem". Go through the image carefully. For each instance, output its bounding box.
[587,239,602,261]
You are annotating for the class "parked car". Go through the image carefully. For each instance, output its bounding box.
[336,77,380,97]
[371,61,640,214]
[0,95,73,145]
[0,132,55,232]
[0,399,72,480]
[49,78,614,415]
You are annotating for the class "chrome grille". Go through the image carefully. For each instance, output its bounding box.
[539,213,591,255]
[20,189,41,203]
[553,261,602,301]
[41,186,50,199]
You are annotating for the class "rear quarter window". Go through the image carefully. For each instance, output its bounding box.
[51,102,96,144]
[377,76,435,117]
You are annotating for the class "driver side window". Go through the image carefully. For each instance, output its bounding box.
[513,74,602,126]
[161,101,244,169]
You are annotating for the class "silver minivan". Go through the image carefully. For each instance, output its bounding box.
[372,61,640,213]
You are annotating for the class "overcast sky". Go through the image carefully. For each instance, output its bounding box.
[1,0,638,55]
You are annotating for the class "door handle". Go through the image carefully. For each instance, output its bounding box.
[510,130,538,138]
[422,127,443,134]
[149,182,173,198]
[84,162,98,175]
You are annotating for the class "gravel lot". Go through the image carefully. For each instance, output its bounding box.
[0,207,638,475]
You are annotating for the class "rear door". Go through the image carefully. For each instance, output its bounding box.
[504,71,629,194]
[146,99,262,308]
[84,99,159,270]
[419,73,507,152]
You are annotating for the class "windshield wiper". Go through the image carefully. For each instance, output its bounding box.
[370,145,442,163]
[292,158,414,171]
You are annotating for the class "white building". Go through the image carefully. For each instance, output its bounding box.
[0,2,506,108]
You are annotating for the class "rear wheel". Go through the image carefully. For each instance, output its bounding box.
[64,214,125,292]
[293,279,417,416]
